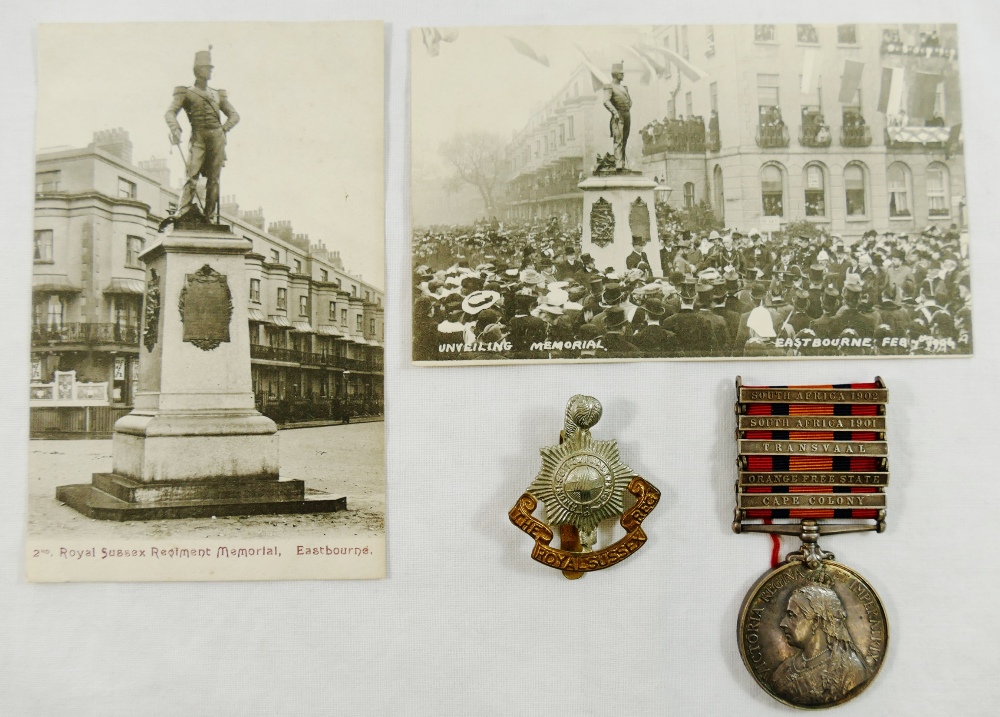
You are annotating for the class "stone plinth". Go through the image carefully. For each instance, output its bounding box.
[579,174,662,277]
[56,227,346,521]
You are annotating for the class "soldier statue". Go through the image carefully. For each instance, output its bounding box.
[162,47,240,229]
[603,61,632,172]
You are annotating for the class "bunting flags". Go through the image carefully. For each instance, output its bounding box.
[507,36,549,67]
[573,44,610,91]
[910,71,943,120]
[838,59,865,103]
[877,67,905,114]
[638,43,709,82]
[621,45,655,85]
[800,47,819,95]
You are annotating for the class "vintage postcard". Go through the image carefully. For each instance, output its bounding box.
[27,22,386,581]
[411,24,970,363]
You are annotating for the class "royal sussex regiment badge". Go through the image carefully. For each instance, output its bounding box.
[509,394,660,580]
[732,378,891,709]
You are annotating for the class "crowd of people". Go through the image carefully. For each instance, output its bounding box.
[412,217,971,361]
[640,113,712,155]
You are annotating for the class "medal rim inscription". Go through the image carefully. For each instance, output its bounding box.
[737,559,889,710]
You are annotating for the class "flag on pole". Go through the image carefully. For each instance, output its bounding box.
[887,67,905,115]
[632,45,670,79]
[877,67,893,112]
[420,27,459,57]
[838,59,865,103]
[507,36,549,67]
[910,71,942,120]
[573,44,610,91]
[638,43,709,82]
[800,47,820,95]
[621,45,655,85]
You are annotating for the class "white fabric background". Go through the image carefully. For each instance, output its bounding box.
[2,1,999,715]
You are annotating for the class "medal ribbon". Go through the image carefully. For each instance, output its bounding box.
[735,378,889,563]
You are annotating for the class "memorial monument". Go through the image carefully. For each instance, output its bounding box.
[56,49,346,519]
[579,61,662,277]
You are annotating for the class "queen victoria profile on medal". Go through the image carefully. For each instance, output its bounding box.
[771,583,870,706]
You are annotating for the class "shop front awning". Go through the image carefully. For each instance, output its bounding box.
[352,337,369,345]
[316,325,344,337]
[33,275,81,294]
[102,277,145,295]
[269,315,292,328]
[247,307,268,323]
[292,321,314,333]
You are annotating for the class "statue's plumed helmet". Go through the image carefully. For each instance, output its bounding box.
[194,47,213,68]
[611,61,624,74]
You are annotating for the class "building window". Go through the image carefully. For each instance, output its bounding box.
[299,295,309,316]
[270,248,280,264]
[754,25,776,42]
[683,182,695,209]
[713,165,725,222]
[761,164,785,217]
[534,141,540,159]
[276,287,287,310]
[250,278,261,303]
[844,163,867,217]
[757,74,780,121]
[341,308,348,324]
[710,82,718,113]
[34,230,54,263]
[329,301,337,321]
[118,177,137,200]
[365,290,371,303]
[927,163,951,216]
[681,26,689,59]
[559,124,566,145]
[706,26,715,56]
[567,116,575,140]
[804,164,827,217]
[370,318,376,334]
[125,235,144,268]
[356,315,363,331]
[320,269,328,282]
[685,91,693,118]
[667,98,676,120]
[36,170,61,193]
[45,295,65,329]
[837,25,858,45]
[293,259,302,274]
[550,130,556,151]
[352,285,358,297]
[796,24,819,44]
[887,163,912,217]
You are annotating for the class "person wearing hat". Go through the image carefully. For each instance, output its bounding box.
[626,236,651,274]
[164,47,240,227]
[828,279,877,339]
[711,278,741,344]
[603,61,632,171]
[662,280,714,356]
[602,306,640,357]
[508,294,547,357]
[555,244,584,283]
[695,282,728,356]
[633,298,675,356]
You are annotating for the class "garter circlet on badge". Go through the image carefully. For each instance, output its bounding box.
[509,394,660,580]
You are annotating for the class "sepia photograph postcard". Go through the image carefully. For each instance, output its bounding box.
[411,24,970,364]
[26,22,386,582]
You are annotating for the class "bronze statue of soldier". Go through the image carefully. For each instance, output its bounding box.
[603,61,632,172]
[162,48,239,230]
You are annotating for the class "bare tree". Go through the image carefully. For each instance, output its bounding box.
[439,132,505,219]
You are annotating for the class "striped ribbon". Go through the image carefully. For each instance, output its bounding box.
[737,379,888,563]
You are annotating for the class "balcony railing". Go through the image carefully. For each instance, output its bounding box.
[641,119,707,156]
[250,344,383,372]
[799,126,832,148]
[756,124,790,149]
[840,125,872,148]
[32,322,139,346]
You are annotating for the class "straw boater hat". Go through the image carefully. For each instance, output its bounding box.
[461,290,501,316]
